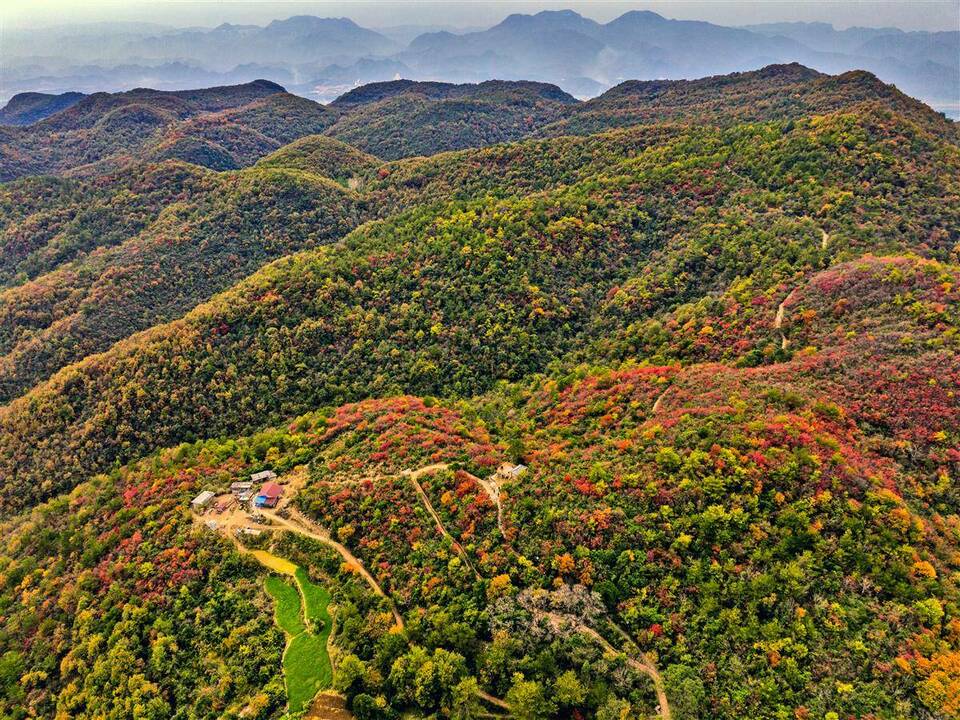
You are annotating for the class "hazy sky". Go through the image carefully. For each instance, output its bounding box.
[3,0,958,32]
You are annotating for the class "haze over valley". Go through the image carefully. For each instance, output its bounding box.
[2,7,958,117]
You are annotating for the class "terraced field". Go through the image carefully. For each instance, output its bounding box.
[262,558,335,713]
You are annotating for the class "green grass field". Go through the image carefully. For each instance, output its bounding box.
[295,567,332,631]
[264,575,306,636]
[264,565,335,713]
[286,631,332,712]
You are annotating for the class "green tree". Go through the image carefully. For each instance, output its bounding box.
[554,670,587,708]
[506,673,554,720]
[335,653,369,699]
[452,676,482,720]
[596,697,633,720]
[665,664,706,720]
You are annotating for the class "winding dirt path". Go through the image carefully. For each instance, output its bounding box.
[774,287,798,351]
[475,688,511,711]
[199,472,514,709]
[259,507,405,630]
[651,386,671,414]
[402,466,480,580]
[402,464,669,716]
[774,225,826,350]
[538,611,671,720]
[607,619,671,719]
[461,469,509,540]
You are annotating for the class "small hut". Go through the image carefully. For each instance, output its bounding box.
[496,463,527,480]
[190,490,216,510]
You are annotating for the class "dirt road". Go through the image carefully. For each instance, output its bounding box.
[538,610,672,720]
[259,507,405,630]
[402,465,480,579]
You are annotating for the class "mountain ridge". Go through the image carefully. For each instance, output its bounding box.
[0,95,954,512]
[3,10,956,110]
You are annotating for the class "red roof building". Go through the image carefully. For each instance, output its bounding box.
[254,481,283,508]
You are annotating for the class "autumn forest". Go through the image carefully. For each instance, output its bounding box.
[0,49,956,720]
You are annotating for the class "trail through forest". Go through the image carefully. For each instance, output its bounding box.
[258,506,405,630]
[537,610,672,720]
[198,461,670,718]
[403,464,481,579]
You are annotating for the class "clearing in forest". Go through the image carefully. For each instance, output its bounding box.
[263,560,335,713]
[254,549,298,575]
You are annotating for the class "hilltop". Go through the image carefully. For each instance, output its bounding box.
[543,63,955,137]
[0,80,334,181]
[3,64,952,184]
[0,91,86,126]
[0,77,581,179]
[323,79,578,159]
[0,161,363,401]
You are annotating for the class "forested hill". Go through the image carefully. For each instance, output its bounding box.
[0,80,336,181]
[322,80,579,158]
[0,161,365,401]
[541,62,956,138]
[0,91,86,126]
[330,79,577,107]
[0,63,957,720]
[0,101,956,511]
[0,77,578,180]
[4,64,953,183]
[5,64,941,400]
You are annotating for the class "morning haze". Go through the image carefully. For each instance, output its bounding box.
[4,0,959,31]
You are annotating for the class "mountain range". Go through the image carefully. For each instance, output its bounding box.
[3,9,957,115]
[0,56,957,720]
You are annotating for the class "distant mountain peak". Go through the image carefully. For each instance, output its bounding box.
[608,10,667,23]
[497,9,597,29]
[266,15,360,28]
[534,9,584,18]
[246,78,286,91]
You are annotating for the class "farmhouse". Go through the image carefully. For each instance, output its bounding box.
[250,470,277,483]
[496,462,527,480]
[254,481,283,508]
[190,490,216,510]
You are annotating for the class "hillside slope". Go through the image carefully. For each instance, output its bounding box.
[542,63,955,137]
[0,80,337,181]
[0,104,955,513]
[323,80,578,159]
[0,162,363,401]
[0,91,86,126]
[1,253,956,717]
[6,63,933,403]
[0,65,958,720]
